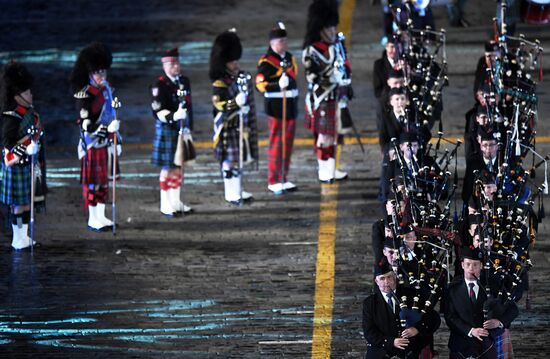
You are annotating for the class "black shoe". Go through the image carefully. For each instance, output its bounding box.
[88,225,109,232]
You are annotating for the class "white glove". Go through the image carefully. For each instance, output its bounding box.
[235,92,247,107]
[107,119,120,133]
[278,73,289,89]
[173,105,187,121]
[26,141,39,156]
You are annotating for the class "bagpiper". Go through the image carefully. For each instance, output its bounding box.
[150,47,193,216]
[255,22,299,194]
[302,0,352,183]
[209,29,259,205]
[70,42,121,232]
[0,61,45,250]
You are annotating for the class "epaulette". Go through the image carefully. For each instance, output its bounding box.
[74,85,90,99]
[212,79,227,88]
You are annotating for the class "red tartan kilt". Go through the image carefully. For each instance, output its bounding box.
[305,99,337,136]
[80,147,109,185]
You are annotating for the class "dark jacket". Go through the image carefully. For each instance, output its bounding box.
[362,288,440,359]
[255,47,298,119]
[444,276,518,358]
[462,153,497,204]
[373,51,393,99]
[150,74,193,130]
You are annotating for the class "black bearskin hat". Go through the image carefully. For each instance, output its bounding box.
[303,0,339,48]
[0,61,33,111]
[70,42,113,92]
[209,30,242,81]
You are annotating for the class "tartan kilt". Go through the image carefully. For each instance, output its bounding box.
[80,147,109,185]
[214,125,240,163]
[151,121,179,167]
[0,162,32,206]
[305,99,337,136]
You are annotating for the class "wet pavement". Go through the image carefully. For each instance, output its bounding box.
[1,141,549,358]
[1,0,550,357]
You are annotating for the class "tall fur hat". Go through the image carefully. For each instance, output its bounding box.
[0,61,33,110]
[303,0,339,48]
[69,42,113,92]
[209,29,242,81]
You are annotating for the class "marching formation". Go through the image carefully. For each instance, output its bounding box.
[365,1,544,358]
[0,0,547,357]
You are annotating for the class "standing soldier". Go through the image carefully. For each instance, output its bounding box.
[255,22,299,194]
[70,42,121,232]
[302,0,352,183]
[209,29,259,205]
[150,47,193,216]
[0,61,44,250]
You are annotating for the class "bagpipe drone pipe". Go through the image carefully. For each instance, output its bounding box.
[391,6,448,131]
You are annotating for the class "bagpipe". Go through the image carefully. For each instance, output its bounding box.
[174,80,196,166]
[3,110,43,167]
[385,133,464,325]
[235,71,256,167]
[391,1,449,131]
[332,33,365,152]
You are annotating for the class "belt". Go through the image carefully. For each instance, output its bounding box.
[264,89,299,98]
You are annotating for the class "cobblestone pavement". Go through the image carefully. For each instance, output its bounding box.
[1,141,549,358]
[1,0,550,357]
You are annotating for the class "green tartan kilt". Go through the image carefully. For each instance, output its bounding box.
[0,161,32,206]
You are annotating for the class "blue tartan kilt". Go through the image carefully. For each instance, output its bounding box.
[0,162,32,206]
[214,125,241,164]
[151,121,179,167]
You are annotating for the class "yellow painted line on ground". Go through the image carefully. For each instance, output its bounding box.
[123,135,550,152]
[337,0,356,43]
[310,1,356,358]
[311,184,339,358]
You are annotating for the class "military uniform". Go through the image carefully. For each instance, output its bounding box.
[150,47,193,216]
[302,0,352,182]
[209,30,259,205]
[255,23,299,193]
[70,42,120,231]
[0,61,45,250]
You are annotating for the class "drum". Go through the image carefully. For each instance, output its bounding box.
[522,0,550,24]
